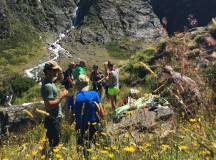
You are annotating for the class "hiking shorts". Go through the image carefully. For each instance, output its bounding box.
[108,87,119,96]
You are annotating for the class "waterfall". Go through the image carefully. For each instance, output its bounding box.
[24,5,80,81]
[72,7,79,29]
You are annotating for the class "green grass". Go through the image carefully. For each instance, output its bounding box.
[105,41,131,59]
[0,111,215,160]
[0,12,46,82]
[14,84,41,105]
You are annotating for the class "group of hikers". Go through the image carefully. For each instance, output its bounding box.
[40,57,202,155]
[41,60,119,151]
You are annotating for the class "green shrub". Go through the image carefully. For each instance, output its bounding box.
[195,35,205,44]
[10,75,36,97]
[206,62,216,90]
[13,85,41,105]
[135,48,156,62]
[143,74,157,92]
[106,41,131,59]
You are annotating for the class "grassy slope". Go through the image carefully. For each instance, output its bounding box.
[1,27,216,159]
[0,11,50,83]
[1,9,216,159]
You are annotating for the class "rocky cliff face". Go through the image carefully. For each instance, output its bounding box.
[94,0,163,40]
[76,0,216,42]
[0,0,9,38]
[1,0,216,41]
[0,0,76,38]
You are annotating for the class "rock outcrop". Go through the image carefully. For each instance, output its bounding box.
[107,95,175,142]
[107,107,175,143]
[0,102,44,138]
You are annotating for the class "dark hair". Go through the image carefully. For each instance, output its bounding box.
[80,61,86,67]
[43,64,52,75]
[93,65,98,70]
[108,63,114,68]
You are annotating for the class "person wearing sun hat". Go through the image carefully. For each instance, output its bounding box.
[41,60,68,148]
[73,74,105,149]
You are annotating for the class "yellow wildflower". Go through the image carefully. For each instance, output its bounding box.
[111,145,118,151]
[104,146,110,150]
[87,148,93,153]
[41,155,46,159]
[39,136,47,144]
[32,150,38,156]
[199,150,210,156]
[58,144,63,148]
[91,156,97,160]
[108,153,114,159]
[189,118,196,123]
[53,147,60,153]
[127,111,133,116]
[161,144,171,151]
[2,158,9,160]
[178,145,188,151]
[100,150,109,154]
[143,143,151,150]
[55,154,62,159]
[38,146,44,151]
[123,145,136,153]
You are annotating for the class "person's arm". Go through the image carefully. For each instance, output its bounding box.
[95,93,106,117]
[97,72,105,82]
[67,76,74,85]
[44,89,68,107]
[90,72,94,82]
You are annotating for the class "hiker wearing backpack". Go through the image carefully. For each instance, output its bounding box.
[90,65,104,97]
[105,63,119,110]
[62,62,76,114]
[41,61,68,148]
[73,74,105,151]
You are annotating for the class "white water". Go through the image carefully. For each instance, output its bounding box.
[71,7,78,29]
[24,6,83,81]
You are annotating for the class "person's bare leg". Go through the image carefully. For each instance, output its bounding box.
[110,96,116,110]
